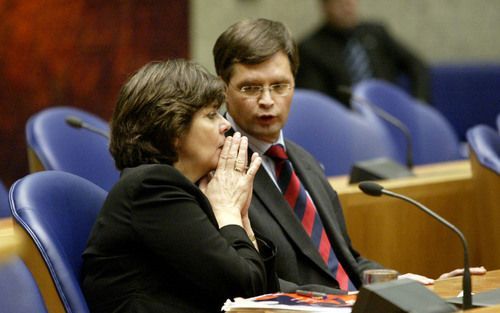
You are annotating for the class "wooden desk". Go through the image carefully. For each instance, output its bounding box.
[432,270,500,312]
[226,271,500,312]
[328,160,500,278]
[431,269,500,299]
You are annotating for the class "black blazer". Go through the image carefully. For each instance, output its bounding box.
[82,164,278,313]
[296,22,429,106]
[248,140,382,293]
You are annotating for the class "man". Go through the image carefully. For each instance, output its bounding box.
[212,18,484,294]
[213,18,382,294]
[296,0,429,107]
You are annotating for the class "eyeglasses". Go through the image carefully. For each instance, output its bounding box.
[235,83,293,98]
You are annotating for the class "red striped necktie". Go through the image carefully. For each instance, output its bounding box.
[266,144,355,291]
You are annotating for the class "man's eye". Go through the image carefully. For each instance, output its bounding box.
[274,83,290,91]
[273,84,287,92]
[241,86,261,93]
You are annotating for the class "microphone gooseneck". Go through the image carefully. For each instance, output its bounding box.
[338,86,414,169]
[362,103,414,170]
[65,116,110,139]
[358,181,472,310]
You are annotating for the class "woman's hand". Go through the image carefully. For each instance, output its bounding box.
[199,132,262,229]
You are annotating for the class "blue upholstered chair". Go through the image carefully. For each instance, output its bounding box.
[0,257,48,313]
[0,180,9,218]
[9,171,107,313]
[497,113,500,133]
[431,63,500,141]
[466,124,500,174]
[466,124,500,268]
[353,79,463,166]
[26,106,119,191]
[283,89,401,176]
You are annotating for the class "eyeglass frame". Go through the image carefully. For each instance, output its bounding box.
[231,83,294,98]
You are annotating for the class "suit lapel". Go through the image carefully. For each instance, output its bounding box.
[226,125,360,284]
[252,148,336,278]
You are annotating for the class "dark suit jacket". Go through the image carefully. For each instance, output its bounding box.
[248,140,382,293]
[296,22,429,106]
[82,164,278,313]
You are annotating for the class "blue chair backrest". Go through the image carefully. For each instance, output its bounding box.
[0,180,9,218]
[431,63,500,141]
[466,125,500,174]
[284,89,400,176]
[26,106,119,191]
[0,257,48,313]
[9,171,108,313]
[353,79,463,166]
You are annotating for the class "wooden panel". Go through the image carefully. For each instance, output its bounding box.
[0,1,189,186]
[0,218,65,312]
[0,218,16,263]
[330,160,483,278]
[469,152,500,270]
[15,222,66,313]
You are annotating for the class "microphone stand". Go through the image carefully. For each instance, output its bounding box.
[359,181,472,310]
[338,86,414,169]
[382,189,471,309]
[352,96,414,169]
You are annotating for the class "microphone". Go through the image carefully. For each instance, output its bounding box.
[338,86,413,169]
[65,116,110,139]
[358,181,472,310]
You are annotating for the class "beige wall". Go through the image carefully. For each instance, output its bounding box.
[190,0,500,73]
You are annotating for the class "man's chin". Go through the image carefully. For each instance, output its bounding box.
[249,127,281,143]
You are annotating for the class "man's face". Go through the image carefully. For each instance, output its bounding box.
[225,51,295,143]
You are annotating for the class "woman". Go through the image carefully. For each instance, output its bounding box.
[82,59,278,312]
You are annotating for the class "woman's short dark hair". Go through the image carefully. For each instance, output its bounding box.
[213,18,299,83]
[110,59,226,170]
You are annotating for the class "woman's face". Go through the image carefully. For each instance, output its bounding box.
[174,104,231,182]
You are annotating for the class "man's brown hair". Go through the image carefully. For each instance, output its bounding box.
[213,18,299,83]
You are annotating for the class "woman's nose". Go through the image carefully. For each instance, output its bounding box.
[220,116,231,133]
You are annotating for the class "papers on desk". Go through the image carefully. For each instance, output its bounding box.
[222,292,356,312]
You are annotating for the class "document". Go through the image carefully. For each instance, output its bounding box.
[222,292,356,312]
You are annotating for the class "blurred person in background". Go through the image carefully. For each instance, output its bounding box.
[296,0,429,107]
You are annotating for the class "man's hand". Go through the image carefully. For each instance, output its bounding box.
[438,266,487,280]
